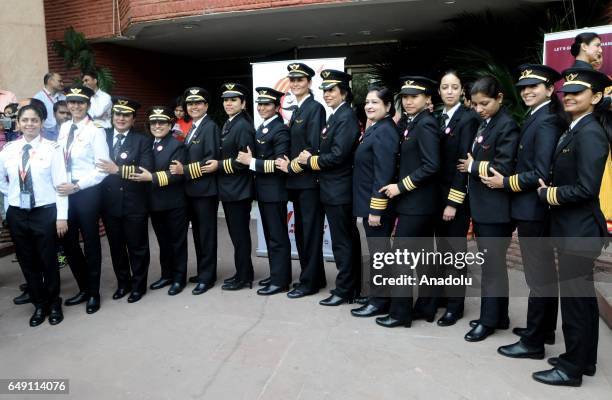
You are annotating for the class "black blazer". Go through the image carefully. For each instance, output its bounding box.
[302,102,360,205]
[504,103,562,221]
[253,116,290,202]
[183,115,220,198]
[467,107,520,224]
[539,113,609,251]
[286,95,326,190]
[394,110,441,216]
[150,135,187,212]
[352,116,399,217]
[438,105,480,210]
[101,128,154,217]
[218,112,255,202]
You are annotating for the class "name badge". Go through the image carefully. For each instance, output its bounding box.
[20,192,32,210]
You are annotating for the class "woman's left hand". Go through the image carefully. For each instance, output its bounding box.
[379,183,400,198]
[457,153,473,173]
[480,167,505,189]
[368,214,381,227]
[56,220,68,238]
[57,182,77,196]
[129,166,153,182]
[96,159,119,174]
[297,150,311,165]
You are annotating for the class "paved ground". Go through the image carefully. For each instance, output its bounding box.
[0,218,611,400]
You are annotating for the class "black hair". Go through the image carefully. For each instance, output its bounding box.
[338,85,354,105]
[53,100,68,113]
[43,72,57,85]
[4,103,18,115]
[367,85,396,117]
[439,69,463,87]
[470,75,503,99]
[570,32,600,57]
[174,96,191,122]
[82,69,98,80]
[28,98,48,120]
[17,104,45,121]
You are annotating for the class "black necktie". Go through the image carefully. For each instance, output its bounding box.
[439,113,449,129]
[21,144,35,208]
[185,124,196,144]
[472,120,488,152]
[66,123,77,171]
[555,129,570,152]
[113,134,125,161]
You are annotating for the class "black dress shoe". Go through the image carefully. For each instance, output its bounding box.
[532,368,581,387]
[222,280,252,291]
[188,276,199,284]
[375,315,411,328]
[353,296,368,305]
[351,304,387,318]
[150,277,172,290]
[224,274,239,284]
[465,323,495,342]
[13,291,31,305]
[168,282,184,296]
[86,297,100,314]
[192,282,212,295]
[257,284,288,296]
[112,288,130,300]
[469,319,509,329]
[512,327,555,345]
[319,294,352,306]
[258,277,272,286]
[29,307,46,327]
[127,292,144,303]
[548,357,596,376]
[497,341,544,359]
[19,282,28,291]
[287,288,317,299]
[48,302,64,325]
[64,292,88,306]
[437,311,463,327]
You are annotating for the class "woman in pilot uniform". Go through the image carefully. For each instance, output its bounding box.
[0,104,68,326]
[130,106,188,296]
[532,68,611,387]
[236,87,291,295]
[56,84,109,314]
[378,76,441,327]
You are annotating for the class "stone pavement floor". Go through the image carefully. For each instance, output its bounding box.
[0,219,610,400]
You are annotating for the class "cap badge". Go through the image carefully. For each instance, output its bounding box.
[189,89,199,95]
[71,88,82,94]
[322,71,330,78]
[521,69,532,78]
[153,108,163,115]
[118,100,128,106]
[290,64,299,70]
[226,84,235,90]
[566,73,578,81]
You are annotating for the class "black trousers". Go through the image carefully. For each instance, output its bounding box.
[188,195,218,285]
[151,206,188,285]
[434,205,470,314]
[324,203,361,299]
[259,201,291,286]
[289,188,326,292]
[389,214,436,321]
[103,212,150,293]
[7,205,60,307]
[363,213,395,308]
[222,199,254,282]
[515,220,558,347]
[63,185,102,298]
[555,250,599,378]
[472,222,512,328]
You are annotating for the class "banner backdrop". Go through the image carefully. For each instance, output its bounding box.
[251,58,345,259]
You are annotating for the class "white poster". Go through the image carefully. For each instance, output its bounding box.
[251,57,345,260]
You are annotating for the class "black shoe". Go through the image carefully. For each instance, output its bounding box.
[497,341,544,359]
[168,282,184,296]
[465,323,495,342]
[437,311,463,327]
[287,288,317,299]
[19,283,28,292]
[222,280,252,291]
[351,304,388,318]
[64,292,88,306]
[149,277,172,290]
[532,368,581,387]
[548,357,596,377]
[29,306,46,327]
[257,284,288,296]
[469,319,509,329]
[375,315,411,328]
[86,297,100,314]
[112,288,130,300]
[512,327,555,345]
[13,291,31,305]
[127,292,144,303]
[412,309,435,323]
[319,294,352,306]
[258,277,271,286]
[192,283,213,295]
[188,276,199,284]
[223,274,239,285]
[353,296,368,305]
[48,302,64,325]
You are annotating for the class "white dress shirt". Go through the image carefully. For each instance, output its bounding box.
[249,115,279,171]
[33,88,66,130]
[89,89,112,129]
[57,117,109,189]
[185,114,206,143]
[569,112,591,130]
[0,135,68,219]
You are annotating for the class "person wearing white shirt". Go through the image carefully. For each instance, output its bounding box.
[0,104,68,327]
[56,85,109,314]
[82,70,112,129]
[32,72,65,137]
